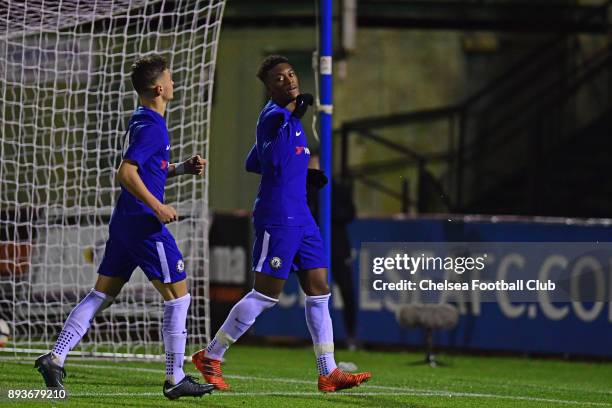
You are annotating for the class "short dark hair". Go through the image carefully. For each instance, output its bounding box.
[131,54,168,95]
[256,55,290,83]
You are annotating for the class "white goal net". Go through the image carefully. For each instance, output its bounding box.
[0,0,225,359]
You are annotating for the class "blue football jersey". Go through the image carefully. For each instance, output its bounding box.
[100,106,186,283]
[114,106,170,217]
[247,100,314,227]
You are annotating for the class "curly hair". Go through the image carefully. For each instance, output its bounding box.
[256,55,290,83]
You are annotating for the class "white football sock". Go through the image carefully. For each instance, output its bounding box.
[206,289,278,360]
[163,294,191,384]
[305,293,337,376]
[52,289,110,366]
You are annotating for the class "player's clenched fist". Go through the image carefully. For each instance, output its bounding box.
[154,203,177,224]
[184,155,207,175]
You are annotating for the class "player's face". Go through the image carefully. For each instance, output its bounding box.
[155,69,174,102]
[265,63,300,106]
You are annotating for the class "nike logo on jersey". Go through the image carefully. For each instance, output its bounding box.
[166,144,170,150]
[296,131,302,137]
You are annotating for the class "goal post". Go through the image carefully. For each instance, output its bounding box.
[0,0,226,359]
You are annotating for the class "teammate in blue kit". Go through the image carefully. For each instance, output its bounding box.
[35,54,214,400]
[192,55,371,392]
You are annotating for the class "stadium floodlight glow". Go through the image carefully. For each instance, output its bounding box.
[0,0,226,359]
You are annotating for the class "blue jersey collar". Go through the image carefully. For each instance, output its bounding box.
[135,105,167,126]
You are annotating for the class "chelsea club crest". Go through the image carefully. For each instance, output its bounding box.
[270,257,282,270]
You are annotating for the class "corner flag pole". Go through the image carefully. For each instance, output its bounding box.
[319,0,333,279]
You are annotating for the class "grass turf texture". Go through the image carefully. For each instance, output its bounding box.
[0,345,611,407]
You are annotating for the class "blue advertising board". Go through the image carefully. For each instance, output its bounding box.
[253,216,612,357]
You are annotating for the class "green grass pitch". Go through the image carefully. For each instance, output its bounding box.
[1,345,611,407]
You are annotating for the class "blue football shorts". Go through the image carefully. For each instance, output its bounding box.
[98,218,186,284]
[252,222,328,280]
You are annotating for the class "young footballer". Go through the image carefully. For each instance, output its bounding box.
[192,55,371,392]
[35,54,214,400]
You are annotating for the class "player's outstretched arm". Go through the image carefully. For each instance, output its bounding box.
[245,144,262,174]
[168,154,207,178]
[117,160,177,223]
[260,112,292,164]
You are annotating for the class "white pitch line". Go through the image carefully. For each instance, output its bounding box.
[5,356,611,397]
[64,391,457,397]
[6,360,611,406]
[64,391,612,406]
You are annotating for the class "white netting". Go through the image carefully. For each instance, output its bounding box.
[0,0,225,358]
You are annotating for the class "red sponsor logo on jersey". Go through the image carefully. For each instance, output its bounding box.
[295,146,311,156]
[161,160,168,170]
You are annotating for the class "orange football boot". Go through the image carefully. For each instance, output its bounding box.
[191,349,230,391]
[318,368,371,392]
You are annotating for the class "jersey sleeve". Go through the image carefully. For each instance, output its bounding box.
[258,111,292,165]
[123,124,162,168]
[245,144,262,174]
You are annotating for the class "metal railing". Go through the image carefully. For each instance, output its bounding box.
[337,0,612,215]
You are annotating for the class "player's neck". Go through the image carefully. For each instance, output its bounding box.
[139,98,167,117]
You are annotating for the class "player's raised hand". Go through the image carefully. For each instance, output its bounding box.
[184,154,207,175]
[154,203,177,224]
